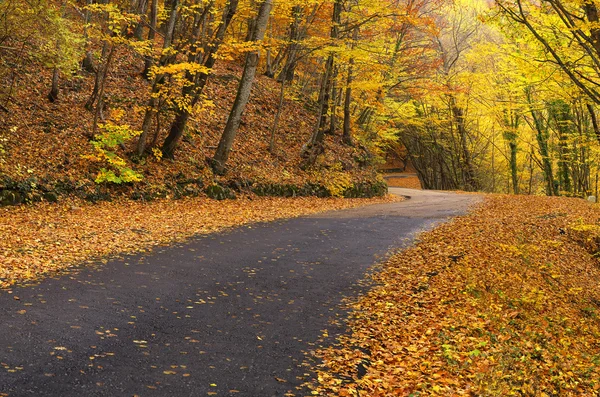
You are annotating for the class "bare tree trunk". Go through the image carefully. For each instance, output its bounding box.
[587,103,600,143]
[342,68,354,145]
[91,44,115,137]
[48,68,60,102]
[300,0,342,167]
[212,0,272,174]
[509,140,519,194]
[450,96,478,191]
[275,5,302,82]
[264,21,274,77]
[142,0,159,78]
[343,27,358,146]
[265,47,273,77]
[86,42,109,111]
[269,79,285,153]
[329,66,339,135]
[133,0,148,40]
[82,0,96,73]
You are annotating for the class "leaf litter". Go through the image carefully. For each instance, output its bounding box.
[306,194,600,396]
[0,194,399,288]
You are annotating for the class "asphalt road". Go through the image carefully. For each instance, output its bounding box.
[0,188,480,397]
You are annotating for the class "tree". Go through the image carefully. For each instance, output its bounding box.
[212,0,273,174]
[161,0,241,159]
[496,0,600,107]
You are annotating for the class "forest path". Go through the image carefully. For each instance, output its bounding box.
[0,189,480,397]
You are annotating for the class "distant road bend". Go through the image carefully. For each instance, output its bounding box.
[0,188,480,397]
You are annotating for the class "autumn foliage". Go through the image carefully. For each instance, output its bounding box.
[0,194,399,289]
[308,195,600,395]
[0,0,443,203]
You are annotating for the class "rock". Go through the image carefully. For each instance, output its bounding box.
[205,185,236,200]
[588,196,597,203]
[0,190,23,206]
[44,192,59,203]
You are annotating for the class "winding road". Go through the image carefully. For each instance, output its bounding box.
[0,188,480,397]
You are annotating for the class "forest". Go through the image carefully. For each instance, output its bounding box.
[6,1,600,395]
[1,0,600,202]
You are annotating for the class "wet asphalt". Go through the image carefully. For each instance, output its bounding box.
[0,188,479,397]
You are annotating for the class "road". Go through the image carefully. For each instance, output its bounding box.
[0,188,480,397]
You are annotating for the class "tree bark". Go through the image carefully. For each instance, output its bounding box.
[161,0,240,159]
[587,103,600,143]
[275,5,303,82]
[509,140,519,194]
[269,79,285,153]
[530,108,557,196]
[212,0,272,174]
[91,44,115,137]
[82,0,96,73]
[329,66,339,135]
[48,68,59,102]
[142,0,159,79]
[133,0,148,40]
[300,0,342,167]
[137,0,180,155]
[449,96,478,191]
[343,27,358,146]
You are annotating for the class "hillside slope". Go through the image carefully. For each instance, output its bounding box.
[0,49,383,205]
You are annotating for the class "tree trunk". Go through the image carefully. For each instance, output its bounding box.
[530,107,557,196]
[300,57,333,166]
[342,67,353,145]
[343,27,358,146]
[86,42,109,111]
[269,79,285,153]
[212,0,272,174]
[91,45,115,137]
[137,0,180,155]
[509,140,519,194]
[450,96,478,191]
[299,0,342,167]
[133,0,148,40]
[142,0,159,79]
[275,5,302,82]
[329,66,339,135]
[162,110,190,157]
[587,103,600,143]
[82,0,96,73]
[48,68,60,102]
[161,0,240,159]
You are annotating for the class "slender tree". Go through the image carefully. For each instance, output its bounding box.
[212,0,273,173]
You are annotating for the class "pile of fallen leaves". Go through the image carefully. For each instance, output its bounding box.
[0,194,399,289]
[385,175,422,190]
[307,195,600,396]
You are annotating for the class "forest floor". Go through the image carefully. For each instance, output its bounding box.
[0,52,382,203]
[307,194,600,396]
[383,173,422,190]
[0,193,400,289]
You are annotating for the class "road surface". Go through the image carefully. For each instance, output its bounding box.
[0,188,480,396]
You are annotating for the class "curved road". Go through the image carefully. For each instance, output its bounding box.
[0,188,480,397]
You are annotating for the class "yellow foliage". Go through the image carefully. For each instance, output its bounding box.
[311,164,354,197]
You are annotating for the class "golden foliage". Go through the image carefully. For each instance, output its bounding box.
[0,194,400,288]
[308,195,600,396]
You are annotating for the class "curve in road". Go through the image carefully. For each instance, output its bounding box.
[0,188,480,397]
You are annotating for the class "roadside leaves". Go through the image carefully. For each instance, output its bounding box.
[0,195,398,288]
[307,195,600,396]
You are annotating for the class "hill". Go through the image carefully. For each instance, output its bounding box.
[0,48,384,206]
